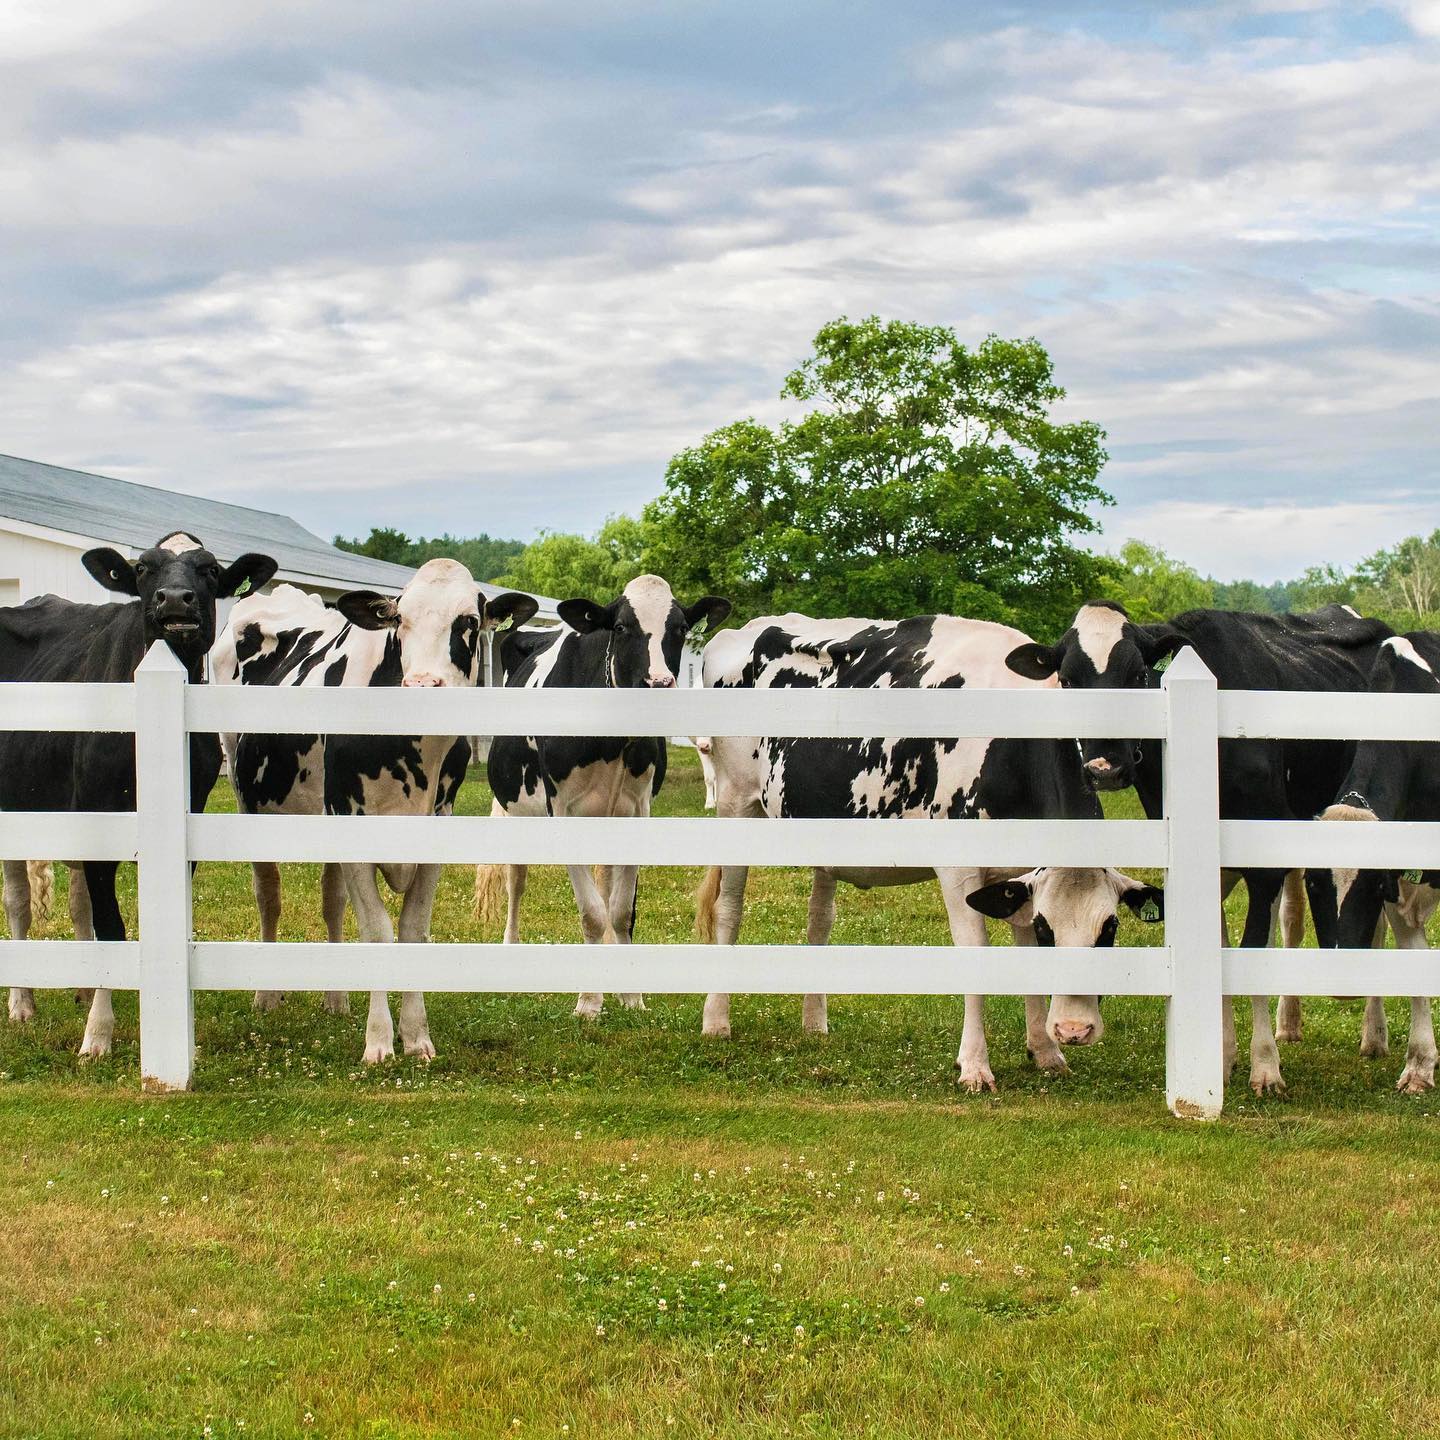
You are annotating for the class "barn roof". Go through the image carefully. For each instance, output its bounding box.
[0,452,553,611]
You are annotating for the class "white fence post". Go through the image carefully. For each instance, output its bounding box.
[1162,647,1224,1118]
[135,641,194,1093]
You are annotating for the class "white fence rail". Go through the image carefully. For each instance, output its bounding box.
[2,642,1439,1117]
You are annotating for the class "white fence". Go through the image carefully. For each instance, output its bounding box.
[2,641,1439,1117]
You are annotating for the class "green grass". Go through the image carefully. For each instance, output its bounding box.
[3,750,1438,1438]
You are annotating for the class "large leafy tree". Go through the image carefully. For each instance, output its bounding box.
[494,516,646,601]
[644,316,1112,635]
[1098,540,1215,624]
[334,527,525,582]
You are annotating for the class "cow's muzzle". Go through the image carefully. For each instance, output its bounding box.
[645,674,677,689]
[1083,757,1133,792]
[401,674,446,688]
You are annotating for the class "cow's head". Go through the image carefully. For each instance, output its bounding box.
[336,559,538,688]
[1306,635,1440,948]
[967,867,1164,1046]
[83,532,277,664]
[1005,601,1184,792]
[557,575,730,689]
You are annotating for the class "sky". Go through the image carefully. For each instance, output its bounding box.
[1,1,1437,583]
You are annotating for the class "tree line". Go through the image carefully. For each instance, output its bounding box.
[338,315,1440,639]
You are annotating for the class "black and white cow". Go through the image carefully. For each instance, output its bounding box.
[1305,633,1440,1094]
[214,566,536,1062]
[1,533,277,1055]
[476,575,729,1018]
[694,613,1165,1090]
[1006,600,1395,1094]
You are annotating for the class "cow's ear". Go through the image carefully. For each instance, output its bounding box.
[83,547,140,596]
[483,592,539,632]
[1119,882,1165,923]
[558,598,608,634]
[966,879,1033,920]
[218,552,278,599]
[683,596,731,632]
[1135,626,1186,669]
[336,590,400,630]
[1005,642,1060,681]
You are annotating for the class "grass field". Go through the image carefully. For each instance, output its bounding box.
[3,749,1438,1438]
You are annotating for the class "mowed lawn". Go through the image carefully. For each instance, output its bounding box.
[3,749,1439,1438]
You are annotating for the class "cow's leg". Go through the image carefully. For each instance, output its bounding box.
[1384,900,1437,1094]
[801,869,835,1035]
[504,865,528,945]
[1239,871,1286,1095]
[702,865,751,1039]
[341,862,397,1064]
[251,862,285,1012]
[1010,920,1068,1074]
[5,860,36,1022]
[78,860,122,1059]
[321,863,350,1014]
[1357,915,1389,1057]
[568,863,611,1020]
[394,863,440,1060]
[1276,869,1306,1042]
[1220,871,1239,1076]
[68,863,95,1008]
[936,870,994,1093]
[605,864,646,1010]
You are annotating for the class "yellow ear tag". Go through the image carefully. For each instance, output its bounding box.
[1403,869,1424,885]
[1140,899,1161,923]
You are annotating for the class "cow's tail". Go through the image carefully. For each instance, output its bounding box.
[695,865,722,943]
[474,863,506,925]
[27,861,54,923]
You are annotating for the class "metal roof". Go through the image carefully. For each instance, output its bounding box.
[0,452,554,611]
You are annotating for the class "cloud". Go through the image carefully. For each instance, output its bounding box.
[0,2,1436,578]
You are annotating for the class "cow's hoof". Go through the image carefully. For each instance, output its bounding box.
[702,1022,731,1040]
[957,1061,997,1093]
[8,998,36,1024]
[78,1036,113,1060]
[362,1042,394,1065]
[1249,1066,1286,1097]
[1397,1065,1435,1095]
[1275,1025,1302,1044]
[253,991,283,1014]
[802,1021,829,1036]
[573,1004,603,1022]
[1030,1047,1069,1075]
[323,992,351,1016]
[405,1036,436,1062]
[1360,1039,1390,1060]
[619,994,646,1010]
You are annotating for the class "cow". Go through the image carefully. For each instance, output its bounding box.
[1005,600,1396,1094]
[475,574,730,1019]
[693,612,1165,1090]
[214,566,537,1063]
[1304,633,1440,1094]
[1,532,278,1055]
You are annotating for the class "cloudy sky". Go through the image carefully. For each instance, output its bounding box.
[2,1,1437,581]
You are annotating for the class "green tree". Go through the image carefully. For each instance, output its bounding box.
[495,516,647,600]
[334,528,525,581]
[1353,531,1440,620]
[643,316,1111,635]
[1097,540,1214,624]
[335,526,414,566]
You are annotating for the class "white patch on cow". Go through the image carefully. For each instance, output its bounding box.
[1074,604,1128,672]
[1384,635,1434,675]
[158,531,202,554]
[622,573,681,684]
[1318,802,1378,910]
[393,558,483,688]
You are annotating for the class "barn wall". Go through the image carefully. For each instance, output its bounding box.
[0,529,113,604]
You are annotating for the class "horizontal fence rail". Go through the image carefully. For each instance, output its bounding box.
[2,641,1439,1117]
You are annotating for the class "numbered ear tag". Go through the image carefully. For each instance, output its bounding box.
[1403,869,1424,885]
[1139,899,1161,923]
[1153,653,1173,675]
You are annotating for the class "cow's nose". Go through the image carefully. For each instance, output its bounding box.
[1084,757,1114,776]
[1053,1019,1097,1046]
[402,674,444,688]
[646,674,677,689]
[155,589,196,608]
